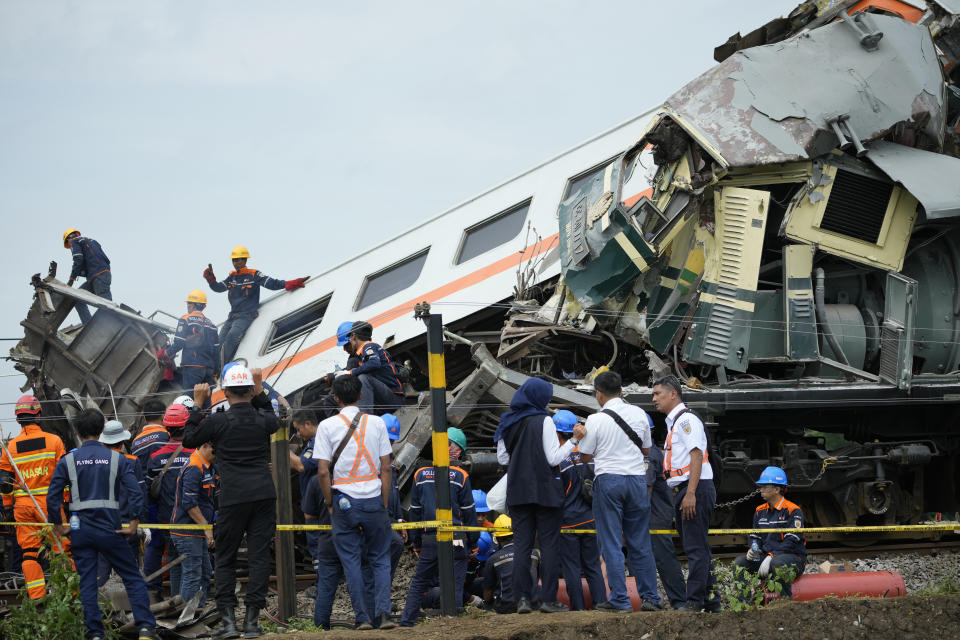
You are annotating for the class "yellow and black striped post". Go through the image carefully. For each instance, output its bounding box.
[426,312,457,616]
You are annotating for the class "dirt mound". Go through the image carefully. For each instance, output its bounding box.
[270,595,960,640]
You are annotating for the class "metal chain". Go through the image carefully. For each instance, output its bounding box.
[714,457,836,510]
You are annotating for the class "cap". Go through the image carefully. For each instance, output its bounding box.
[382,413,401,441]
[163,404,190,428]
[222,365,253,388]
[552,409,578,434]
[447,427,467,451]
[100,420,132,445]
[14,395,41,416]
[349,320,373,340]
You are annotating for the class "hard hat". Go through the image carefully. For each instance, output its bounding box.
[336,321,355,346]
[222,364,253,388]
[100,420,132,445]
[447,427,467,451]
[186,290,207,304]
[473,489,490,513]
[172,395,195,409]
[163,404,190,428]
[477,531,495,561]
[14,394,41,416]
[493,514,512,541]
[552,409,578,434]
[62,228,80,248]
[231,245,250,259]
[756,466,788,487]
[382,413,400,441]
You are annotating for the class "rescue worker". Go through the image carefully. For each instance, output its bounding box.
[170,442,218,609]
[47,408,157,640]
[0,395,67,600]
[145,404,195,599]
[400,427,479,626]
[481,515,541,614]
[159,290,220,398]
[203,246,308,366]
[345,321,404,415]
[382,413,406,581]
[187,366,280,640]
[315,321,364,419]
[97,420,146,587]
[62,228,112,324]
[289,409,322,564]
[315,375,395,630]
[734,466,806,600]
[574,371,661,612]
[553,409,607,610]
[494,378,576,614]
[464,489,495,602]
[644,440,687,609]
[132,399,169,592]
[651,375,720,613]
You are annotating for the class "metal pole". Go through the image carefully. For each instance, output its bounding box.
[426,313,457,616]
[271,423,296,622]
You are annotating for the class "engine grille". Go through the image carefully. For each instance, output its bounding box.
[879,324,901,384]
[819,169,893,244]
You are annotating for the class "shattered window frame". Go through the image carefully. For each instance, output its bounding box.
[261,293,333,355]
[454,199,532,265]
[354,248,431,311]
[562,156,617,203]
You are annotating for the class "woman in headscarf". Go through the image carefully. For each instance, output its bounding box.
[494,377,578,614]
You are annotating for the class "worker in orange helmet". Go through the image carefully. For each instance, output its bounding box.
[0,395,68,600]
[61,228,112,324]
[203,246,308,366]
[158,290,220,401]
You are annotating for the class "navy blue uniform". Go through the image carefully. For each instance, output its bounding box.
[400,465,478,625]
[558,452,606,609]
[644,445,686,608]
[67,235,112,323]
[167,311,220,393]
[47,440,156,638]
[734,497,807,599]
[145,439,194,594]
[208,268,286,315]
[481,543,541,613]
[350,341,403,415]
[171,451,218,607]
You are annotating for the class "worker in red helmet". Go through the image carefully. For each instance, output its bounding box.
[62,228,112,324]
[0,395,68,600]
[203,246,309,366]
[143,404,195,599]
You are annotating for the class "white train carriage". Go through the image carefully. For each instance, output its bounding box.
[234,107,658,398]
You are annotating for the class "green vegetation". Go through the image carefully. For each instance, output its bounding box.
[915,577,960,596]
[713,562,799,612]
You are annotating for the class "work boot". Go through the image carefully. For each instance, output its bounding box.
[595,601,630,613]
[138,627,159,640]
[213,607,240,639]
[516,598,533,614]
[378,612,397,630]
[539,601,569,613]
[355,620,374,631]
[640,600,663,611]
[241,608,262,638]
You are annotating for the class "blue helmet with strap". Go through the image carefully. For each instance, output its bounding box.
[552,409,578,434]
[336,321,355,346]
[382,413,400,441]
[477,531,495,561]
[473,489,489,513]
[756,466,788,487]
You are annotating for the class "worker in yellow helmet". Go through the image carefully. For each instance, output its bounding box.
[481,514,543,614]
[62,228,112,323]
[158,290,220,402]
[202,246,309,365]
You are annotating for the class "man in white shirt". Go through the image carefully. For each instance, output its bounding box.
[573,371,662,612]
[652,375,720,613]
[315,375,396,630]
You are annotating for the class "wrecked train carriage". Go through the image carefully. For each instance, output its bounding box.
[546,10,960,525]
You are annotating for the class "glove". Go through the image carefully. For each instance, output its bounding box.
[284,277,308,291]
[203,266,217,285]
[746,547,762,562]
[66,278,75,287]
[141,527,152,546]
[758,554,773,578]
[156,348,167,364]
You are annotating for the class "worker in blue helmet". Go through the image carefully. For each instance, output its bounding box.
[553,409,607,610]
[336,321,354,347]
[382,414,401,441]
[733,466,806,601]
[463,488,496,604]
[379,412,406,582]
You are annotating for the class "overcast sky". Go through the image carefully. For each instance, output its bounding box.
[0,0,798,436]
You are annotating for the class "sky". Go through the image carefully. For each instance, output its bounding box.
[0,0,799,436]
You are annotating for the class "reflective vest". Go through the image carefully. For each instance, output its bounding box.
[63,450,120,511]
[663,408,709,479]
[0,424,65,504]
[331,413,379,486]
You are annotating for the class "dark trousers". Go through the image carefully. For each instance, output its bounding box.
[73,526,154,638]
[76,272,113,323]
[97,534,140,588]
[143,505,166,592]
[313,537,375,628]
[390,530,404,581]
[673,479,719,608]
[559,531,606,610]
[650,530,687,608]
[510,503,561,603]
[356,374,403,416]
[182,366,216,397]
[331,494,392,624]
[219,312,256,366]
[400,541,468,625]
[734,553,805,599]
[215,498,276,609]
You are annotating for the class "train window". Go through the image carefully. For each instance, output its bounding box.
[455,200,530,265]
[355,248,430,310]
[262,294,332,354]
[562,158,615,203]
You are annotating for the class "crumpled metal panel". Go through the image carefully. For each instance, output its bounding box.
[866,140,960,219]
[665,15,945,168]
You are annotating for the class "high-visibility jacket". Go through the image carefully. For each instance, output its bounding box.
[0,424,66,506]
[751,497,807,559]
[208,267,285,315]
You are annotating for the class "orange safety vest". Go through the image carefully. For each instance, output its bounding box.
[663,408,708,479]
[331,413,380,486]
[0,424,66,504]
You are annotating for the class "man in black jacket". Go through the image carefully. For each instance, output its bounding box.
[186,366,279,640]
